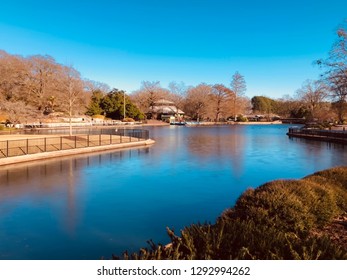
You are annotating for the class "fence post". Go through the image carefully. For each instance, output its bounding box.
[87,134,89,147]
[6,140,9,157]
[75,136,77,148]
[60,136,62,150]
[44,137,47,152]
[110,134,112,145]
[99,134,101,146]
[26,139,29,154]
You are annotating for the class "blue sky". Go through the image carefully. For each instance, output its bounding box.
[0,0,346,98]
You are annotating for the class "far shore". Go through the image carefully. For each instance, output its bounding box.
[0,120,283,136]
[235,120,283,125]
[4,120,347,136]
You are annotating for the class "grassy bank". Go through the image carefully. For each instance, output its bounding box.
[115,167,347,260]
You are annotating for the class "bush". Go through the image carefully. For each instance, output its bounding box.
[92,114,105,120]
[237,115,248,122]
[122,117,135,122]
[114,167,347,260]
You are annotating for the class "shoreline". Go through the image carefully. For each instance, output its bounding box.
[0,120,289,134]
[117,167,347,260]
[236,121,283,125]
[185,120,284,126]
[287,127,347,144]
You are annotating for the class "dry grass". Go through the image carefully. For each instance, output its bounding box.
[118,167,347,260]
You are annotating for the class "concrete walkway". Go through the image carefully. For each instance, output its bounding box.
[0,137,155,166]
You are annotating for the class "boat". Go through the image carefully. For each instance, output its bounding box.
[170,121,186,126]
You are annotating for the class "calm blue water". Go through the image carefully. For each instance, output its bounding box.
[0,124,346,259]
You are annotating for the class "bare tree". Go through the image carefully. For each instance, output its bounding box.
[211,84,233,121]
[142,81,164,116]
[26,55,62,113]
[168,81,188,115]
[230,71,247,121]
[84,79,110,94]
[2,100,37,124]
[58,66,85,135]
[296,80,328,121]
[318,24,347,123]
[237,96,252,117]
[0,51,94,123]
[0,51,28,102]
[184,84,212,121]
[131,81,169,118]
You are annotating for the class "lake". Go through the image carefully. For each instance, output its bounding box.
[0,124,346,259]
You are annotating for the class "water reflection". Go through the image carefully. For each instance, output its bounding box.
[0,148,150,190]
[184,126,246,177]
[1,125,347,259]
[0,148,150,238]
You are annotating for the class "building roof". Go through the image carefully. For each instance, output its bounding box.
[154,99,175,105]
[152,105,184,115]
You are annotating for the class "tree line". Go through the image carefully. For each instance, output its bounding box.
[252,22,347,124]
[1,21,347,124]
[127,75,248,122]
[0,50,98,124]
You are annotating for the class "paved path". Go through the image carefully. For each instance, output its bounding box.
[0,136,155,166]
[0,134,60,141]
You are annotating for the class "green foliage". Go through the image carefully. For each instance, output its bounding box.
[289,105,310,118]
[86,90,104,116]
[86,88,144,120]
[251,96,277,114]
[103,89,144,120]
[116,167,347,260]
[124,103,145,120]
[236,115,248,122]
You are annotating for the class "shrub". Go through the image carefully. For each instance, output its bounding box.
[122,117,135,122]
[237,115,248,122]
[114,167,347,260]
[92,114,105,120]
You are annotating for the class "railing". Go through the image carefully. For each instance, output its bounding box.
[0,129,149,158]
[287,127,347,143]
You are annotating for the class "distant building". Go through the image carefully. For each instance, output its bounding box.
[147,99,184,122]
[244,114,281,121]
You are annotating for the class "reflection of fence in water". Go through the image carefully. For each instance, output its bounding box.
[0,129,150,158]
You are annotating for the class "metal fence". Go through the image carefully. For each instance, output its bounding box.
[0,129,149,158]
[287,127,347,143]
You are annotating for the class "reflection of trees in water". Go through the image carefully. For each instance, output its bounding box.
[185,127,246,177]
[0,148,149,233]
[145,127,185,168]
[288,138,345,166]
[0,148,149,190]
[66,159,77,234]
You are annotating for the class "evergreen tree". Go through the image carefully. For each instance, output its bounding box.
[86,90,104,116]
[100,89,144,120]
